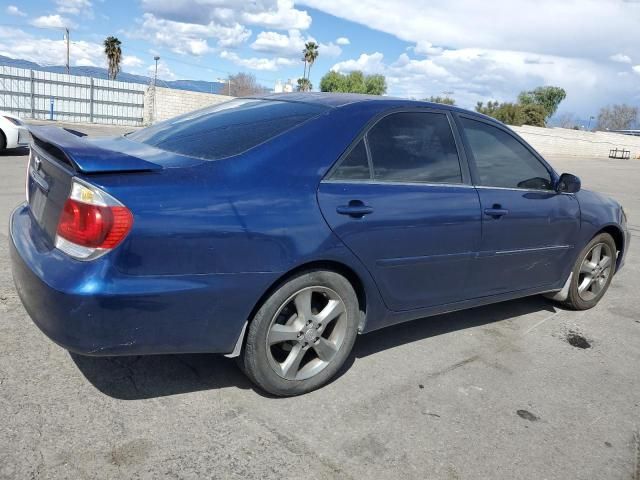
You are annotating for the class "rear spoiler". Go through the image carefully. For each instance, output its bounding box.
[28,126,163,174]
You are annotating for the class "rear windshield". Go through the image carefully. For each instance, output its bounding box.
[128,98,328,160]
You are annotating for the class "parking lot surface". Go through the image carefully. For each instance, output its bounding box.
[1,124,639,480]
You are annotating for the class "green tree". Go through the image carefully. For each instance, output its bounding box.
[319,70,387,95]
[518,86,566,120]
[426,96,455,105]
[302,41,319,85]
[319,71,343,92]
[103,36,122,80]
[476,101,500,116]
[296,77,312,92]
[364,74,387,95]
[475,101,545,127]
[520,104,547,127]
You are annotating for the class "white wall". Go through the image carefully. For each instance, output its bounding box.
[145,86,232,123]
[511,125,640,159]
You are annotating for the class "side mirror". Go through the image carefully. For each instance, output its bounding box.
[557,173,581,193]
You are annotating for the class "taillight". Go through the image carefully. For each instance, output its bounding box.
[55,179,133,260]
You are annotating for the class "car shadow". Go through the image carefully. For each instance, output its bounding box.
[71,295,557,400]
[0,146,29,156]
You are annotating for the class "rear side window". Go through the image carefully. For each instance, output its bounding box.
[461,118,553,190]
[330,139,371,180]
[366,112,462,184]
[128,99,328,160]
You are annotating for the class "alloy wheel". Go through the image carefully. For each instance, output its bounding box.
[265,286,348,381]
[577,242,613,301]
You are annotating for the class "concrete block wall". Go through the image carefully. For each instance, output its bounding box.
[145,86,232,123]
[511,125,640,159]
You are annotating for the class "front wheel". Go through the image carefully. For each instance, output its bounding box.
[562,233,617,310]
[240,270,359,396]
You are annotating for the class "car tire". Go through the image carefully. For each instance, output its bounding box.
[562,233,617,310]
[0,130,6,152]
[240,270,359,396]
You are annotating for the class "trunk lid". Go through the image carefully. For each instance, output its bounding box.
[29,126,164,174]
[26,126,202,247]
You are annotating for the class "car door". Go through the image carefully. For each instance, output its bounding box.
[317,109,482,311]
[456,115,580,297]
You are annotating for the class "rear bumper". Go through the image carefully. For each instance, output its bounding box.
[10,203,277,356]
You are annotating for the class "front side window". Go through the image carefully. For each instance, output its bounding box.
[366,112,462,184]
[460,118,553,190]
[128,99,328,160]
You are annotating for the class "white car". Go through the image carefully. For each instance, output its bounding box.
[0,112,30,151]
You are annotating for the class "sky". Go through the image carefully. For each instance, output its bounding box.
[1,0,640,119]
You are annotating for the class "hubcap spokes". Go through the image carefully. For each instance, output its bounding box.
[266,287,347,381]
[578,242,613,301]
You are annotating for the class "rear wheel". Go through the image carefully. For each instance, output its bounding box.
[562,233,616,310]
[240,270,359,396]
[0,130,6,151]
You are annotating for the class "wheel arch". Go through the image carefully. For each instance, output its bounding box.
[227,259,371,358]
[596,224,625,269]
[251,260,368,328]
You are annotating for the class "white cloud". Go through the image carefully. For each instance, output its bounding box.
[75,57,97,67]
[30,15,76,29]
[132,13,251,56]
[251,29,341,58]
[633,65,640,75]
[148,60,176,81]
[331,49,639,116]
[336,37,350,46]
[55,0,92,16]
[6,5,26,17]
[331,52,386,74]
[242,0,311,30]
[122,55,144,69]
[0,26,102,67]
[221,51,296,71]
[298,0,640,59]
[140,0,310,29]
[300,0,640,115]
[413,41,444,56]
[610,53,632,64]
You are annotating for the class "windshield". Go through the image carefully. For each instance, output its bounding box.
[128,98,328,160]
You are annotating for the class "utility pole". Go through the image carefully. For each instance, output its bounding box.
[65,28,70,75]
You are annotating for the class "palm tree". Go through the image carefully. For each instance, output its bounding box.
[297,78,312,92]
[104,36,122,80]
[302,42,319,87]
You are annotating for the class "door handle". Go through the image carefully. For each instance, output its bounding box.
[336,201,373,218]
[484,207,509,218]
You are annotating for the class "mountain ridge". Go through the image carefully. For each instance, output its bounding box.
[0,55,226,95]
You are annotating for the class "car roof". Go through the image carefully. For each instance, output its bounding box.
[251,92,401,108]
[250,92,496,122]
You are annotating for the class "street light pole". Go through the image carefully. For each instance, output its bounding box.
[153,56,160,87]
[65,28,70,75]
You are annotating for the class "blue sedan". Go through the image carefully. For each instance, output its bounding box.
[10,93,630,396]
